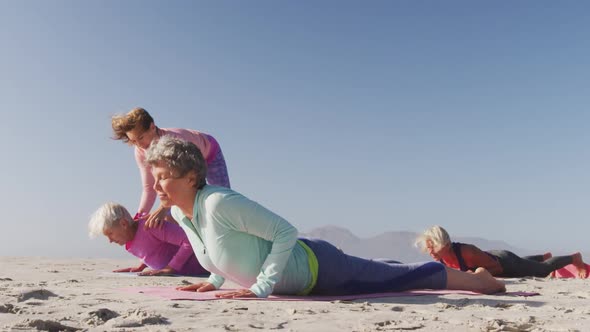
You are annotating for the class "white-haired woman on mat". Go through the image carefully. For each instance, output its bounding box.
[89,202,209,277]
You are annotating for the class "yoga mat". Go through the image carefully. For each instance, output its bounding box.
[121,286,539,301]
[550,263,590,279]
[101,271,209,277]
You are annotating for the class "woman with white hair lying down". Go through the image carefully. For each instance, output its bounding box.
[88,202,209,277]
[416,225,587,278]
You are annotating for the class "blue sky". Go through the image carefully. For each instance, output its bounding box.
[1,1,589,258]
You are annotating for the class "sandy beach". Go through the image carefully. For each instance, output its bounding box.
[0,256,589,332]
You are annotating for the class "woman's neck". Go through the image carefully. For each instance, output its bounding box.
[177,190,198,220]
[439,244,460,265]
[128,221,139,241]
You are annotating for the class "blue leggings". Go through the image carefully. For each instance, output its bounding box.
[206,148,231,188]
[299,239,447,295]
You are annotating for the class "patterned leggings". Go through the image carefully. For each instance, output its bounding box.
[206,148,231,188]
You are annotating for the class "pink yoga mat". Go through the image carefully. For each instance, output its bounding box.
[121,286,539,301]
[551,263,590,279]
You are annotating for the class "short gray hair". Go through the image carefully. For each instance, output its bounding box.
[88,202,134,238]
[145,135,207,189]
[415,225,451,253]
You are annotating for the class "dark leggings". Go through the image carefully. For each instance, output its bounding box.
[300,239,447,295]
[489,250,573,278]
[522,254,545,262]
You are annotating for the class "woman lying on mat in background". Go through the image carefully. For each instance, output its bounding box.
[88,202,209,277]
[142,135,506,298]
[111,107,231,227]
[416,225,587,278]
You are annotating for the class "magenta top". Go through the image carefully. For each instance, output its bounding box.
[134,127,220,215]
[125,219,208,276]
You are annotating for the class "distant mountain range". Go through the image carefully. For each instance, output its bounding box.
[300,225,537,263]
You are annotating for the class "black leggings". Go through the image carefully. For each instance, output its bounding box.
[489,250,573,278]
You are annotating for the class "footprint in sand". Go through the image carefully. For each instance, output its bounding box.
[486,318,536,332]
[286,308,317,315]
[573,291,589,299]
[0,303,25,314]
[55,279,80,285]
[10,319,81,332]
[248,323,265,329]
[105,309,168,328]
[373,320,424,331]
[85,308,119,326]
[435,303,461,310]
[508,303,529,311]
[17,289,58,302]
[270,321,288,330]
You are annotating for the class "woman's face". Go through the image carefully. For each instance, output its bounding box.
[151,161,195,208]
[103,220,134,246]
[126,123,158,150]
[426,240,450,260]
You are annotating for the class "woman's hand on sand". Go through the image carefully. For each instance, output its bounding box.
[215,289,257,298]
[176,282,216,292]
[113,265,145,273]
[144,206,172,229]
[138,267,175,276]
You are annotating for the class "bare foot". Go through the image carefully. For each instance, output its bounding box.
[572,252,588,278]
[543,252,553,261]
[473,267,506,294]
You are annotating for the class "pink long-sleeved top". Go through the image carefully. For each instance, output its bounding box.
[134,128,220,215]
[125,219,208,276]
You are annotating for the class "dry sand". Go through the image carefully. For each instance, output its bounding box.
[0,256,589,332]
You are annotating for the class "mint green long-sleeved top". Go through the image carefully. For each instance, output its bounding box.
[171,185,312,298]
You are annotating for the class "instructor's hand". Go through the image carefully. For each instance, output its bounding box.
[144,206,171,229]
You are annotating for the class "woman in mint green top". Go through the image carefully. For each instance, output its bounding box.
[144,136,506,298]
